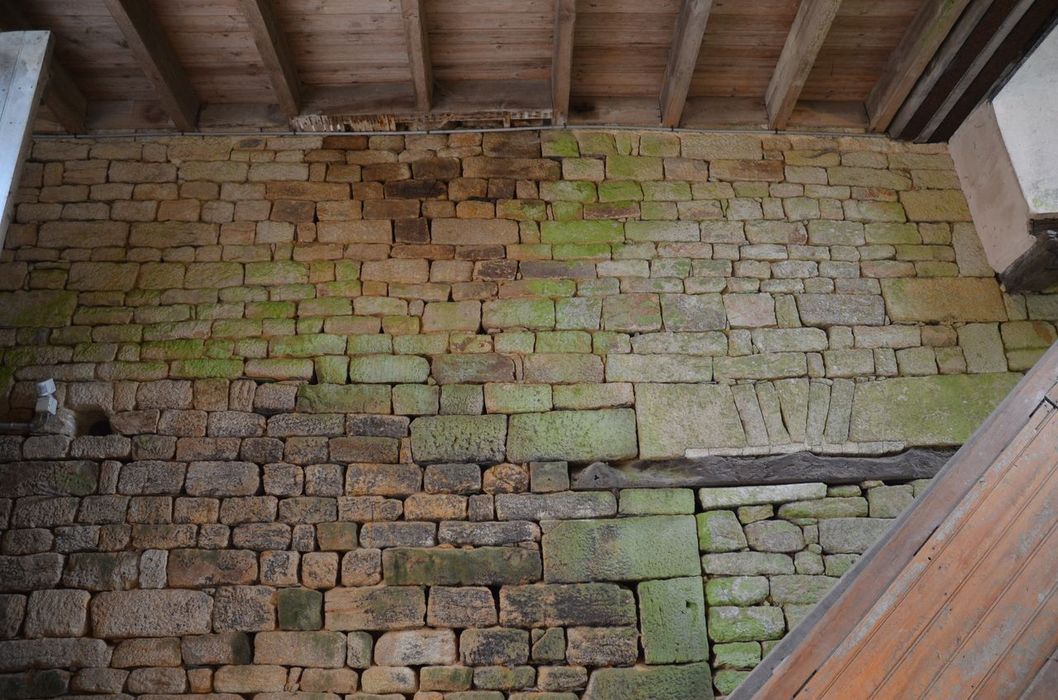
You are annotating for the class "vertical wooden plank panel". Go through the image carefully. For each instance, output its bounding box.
[400,0,433,112]
[551,0,576,125]
[239,0,302,118]
[660,0,713,128]
[765,0,843,129]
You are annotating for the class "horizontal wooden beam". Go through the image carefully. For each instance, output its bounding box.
[551,0,576,126]
[660,0,713,127]
[765,0,843,130]
[103,0,199,131]
[0,0,86,133]
[400,0,433,112]
[238,0,301,119]
[865,0,973,132]
[572,448,954,490]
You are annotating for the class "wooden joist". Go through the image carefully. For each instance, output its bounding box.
[765,0,843,130]
[0,0,85,133]
[551,0,576,126]
[659,0,713,128]
[238,0,301,119]
[865,0,973,133]
[102,0,199,131]
[400,0,433,113]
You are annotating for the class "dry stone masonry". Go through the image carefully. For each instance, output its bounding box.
[0,450,921,699]
[0,128,1055,698]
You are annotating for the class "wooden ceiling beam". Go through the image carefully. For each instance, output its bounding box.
[865,0,973,133]
[102,0,200,131]
[0,0,86,133]
[238,0,301,119]
[660,0,714,128]
[765,0,843,130]
[551,0,576,126]
[400,0,433,112]
[660,0,710,129]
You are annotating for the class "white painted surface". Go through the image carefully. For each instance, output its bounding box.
[949,24,1058,275]
[950,101,1033,272]
[993,25,1058,216]
[0,31,51,250]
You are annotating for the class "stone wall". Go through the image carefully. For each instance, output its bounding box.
[1,130,1054,457]
[0,451,916,699]
[0,128,1056,699]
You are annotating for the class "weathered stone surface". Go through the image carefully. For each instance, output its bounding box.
[705,577,770,606]
[849,374,1021,444]
[61,553,138,591]
[0,461,98,497]
[769,575,835,604]
[411,415,508,463]
[499,584,636,628]
[697,511,747,552]
[90,590,213,638]
[0,291,77,327]
[636,384,745,459]
[23,589,90,638]
[777,497,868,520]
[167,549,258,587]
[460,628,530,666]
[295,385,390,414]
[867,485,914,518]
[0,638,112,672]
[700,483,826,509]
[818,517,892,553]
[506,410,637,463]
[542,515,699,582]
[0,555,63,592]
[620,488,696,514]
[383,547,541,586]
[566,626,638,666]
[881,278,1006,323]
[433,354,516,384]
[325,586,425,631]
[276,588,322,630]
[184,462,259,496]
[254,630,346,667]
[708,606,785,642]
[744,520,805,552]
[213,586,275,632]
[796,294,885,327]
[374,629,457,666]
[428,587,498,628]
[583,662,714,700]
[638,577,709,664]
[701,552,795,576]
[495,492,616,521]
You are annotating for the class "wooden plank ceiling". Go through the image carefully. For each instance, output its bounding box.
[1,0,1004,136]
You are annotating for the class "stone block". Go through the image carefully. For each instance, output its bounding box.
[660,294,726,331]
[382,547,541,586]
[701,552,794,576]
[705,577,770,606]
[325,586,425,630]
[769,575,835,605]
[24,589,90,638]
[899,189,971,221]
[433,353,516,385]
[180,632,252,666]
[744,520,805,552]
[882,277,1007,323]
[776,497,867,519]
[0,554,63,592]
[495,492,616,521]
[697,510,747,552]
[499,584,636,628]
[699,483,826,509]
[582,662,714,700]
[868,485,914,518]
[0,638,112,672]
[483,299,556,330]
[602,294,662,332]
[707,606,785,642]
[636,384,745,459]
[849,373,1020,444]
[295,385,390,414]
[638,577,709,664]
[796,294,886,327]
[410,415,508,463]
[605,354,713,382]
[91,590,212,638]
[542,515,699,583]
[374,629,457,666]
[507,409,637,463]
[254,630,346,667]
[0,291,77,327]
[428,587,497,628]
[277,588,322,630]
[566,626,638,666]
[348,355,430,383]
[460,628,530,666]
[818,517,892,553]
[166,549,257,587]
